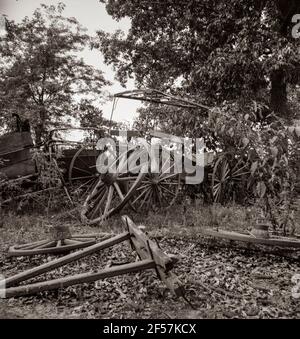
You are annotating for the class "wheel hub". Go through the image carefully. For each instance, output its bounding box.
[101,172,117,185]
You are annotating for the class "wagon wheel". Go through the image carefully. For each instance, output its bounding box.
[129,149,181,211]
[8,236,96,257]
[69,145,100,200]
[81,148,147,225]
[211,155,249,204]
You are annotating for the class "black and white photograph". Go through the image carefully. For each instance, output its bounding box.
[0,0,300,322]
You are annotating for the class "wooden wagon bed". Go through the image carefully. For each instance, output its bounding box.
[0,132,37,180]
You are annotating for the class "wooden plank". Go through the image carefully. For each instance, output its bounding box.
[202,229,300,248]
[0,132,33,155]
[0,149,32,168]
[0,159,37,179]
[2,259,155,298]
[6,232,130,287]
[122,216,183,297]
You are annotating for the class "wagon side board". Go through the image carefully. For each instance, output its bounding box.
[0,132,36,179]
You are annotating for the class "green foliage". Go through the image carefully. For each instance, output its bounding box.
[0,3,109,143]
[98,0,300,118]
[77,99,118,130]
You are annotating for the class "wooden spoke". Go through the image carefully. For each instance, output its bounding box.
[160,185,177,197]
[103,186,114,217]
[8,238,96,257]
[71,175,96,182]
[77,157,91,170]
[160,162,175,177]
[35,241,57,249]
[131,186,151,206]
[70,237,95,243]
[72,166,92,176]
[15,240,49,250]
[63,239,81,245]
[113,182,125,200]
[140,188,152,208]
[159,173,179,182]
[136,183,151,191]
[89,187,108,220]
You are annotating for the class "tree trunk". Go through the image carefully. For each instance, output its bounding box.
[270,69,289,118]
[269,0,300,118]
[34,107,47,145]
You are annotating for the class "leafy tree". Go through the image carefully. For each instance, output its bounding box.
[77,98,118,130]
[97,0,300,123]
[98,0,300,210]
[0,3,109,144]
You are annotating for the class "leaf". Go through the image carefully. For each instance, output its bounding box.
[270,136,278,144]
[251,161,258,176]
[270,147,278,158]
[242,137,249,147]
[256,181,266,198]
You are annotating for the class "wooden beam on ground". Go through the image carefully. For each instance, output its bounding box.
[6,232,130,288]
[202,229,300,248]
[2,259,155,298]
[122,215,184,297]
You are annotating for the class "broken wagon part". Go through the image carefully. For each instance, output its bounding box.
[201,228,300,249]
[122,215,184,297]
[0,132,37,180]
[0,128,75,208]
[1,216,184,299]
[114,89,211,111]
[7,225,96,257]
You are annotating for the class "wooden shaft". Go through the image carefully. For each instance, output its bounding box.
[3,259,155,298]
[6,232,130,288]
[71,233,113,239]
[202,229,300,248]
[14,239,49,250]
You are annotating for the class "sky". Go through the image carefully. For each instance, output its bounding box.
[0,0,142,124]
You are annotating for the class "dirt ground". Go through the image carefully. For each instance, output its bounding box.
[1,206,300,319]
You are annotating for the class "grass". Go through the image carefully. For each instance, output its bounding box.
[1,202,299,247]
